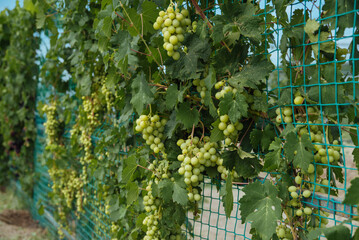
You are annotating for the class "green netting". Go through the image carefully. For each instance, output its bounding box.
[28,0,359,239]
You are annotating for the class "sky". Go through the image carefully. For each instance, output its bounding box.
[0,0,21,11]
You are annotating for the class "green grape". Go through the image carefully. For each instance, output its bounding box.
[307,164,315,174]
[296,209,303,216]
[294,96,304,105]
[295,176,302,185]
[304,207,312,215]
[288,186,297,192]
[302,190,311,198]
[291,192,299,199]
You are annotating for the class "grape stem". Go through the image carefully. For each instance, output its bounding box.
[283,207,298,240]
[130,48,151,56]
[199,120,205,142]
[238,119,254,148]
[117,3,167,81]
[137,164,159,176]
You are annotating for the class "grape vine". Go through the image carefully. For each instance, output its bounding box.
[12,0,359,239]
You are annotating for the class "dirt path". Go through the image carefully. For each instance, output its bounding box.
[0,187,50,240]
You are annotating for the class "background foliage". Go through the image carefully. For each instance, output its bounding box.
[0,2,39,193]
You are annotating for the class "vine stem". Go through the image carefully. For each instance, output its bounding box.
[283,207,298,240]
[130,48,151,56]
[238,119,254,148]
[199,120,205,142]
[190,124,195,144]
[117,3,167,80]
[137,164,158,176]
[149,83,168,89]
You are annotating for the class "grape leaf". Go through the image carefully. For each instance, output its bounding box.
[240,181,281,240]
[210,119,224,143]
[203,66,218,117]
[343,178,359,205]
[322,0,355,38]
[307,225,351,240]
[293,134,315,173]
[352,148,359,169]
[158,179,173,203]
[263,138,283,171]
[252,92,269,112]
[277,88,292,106]
[126,182,139,205]
[126,1,158,37]
[121,154,138,183]
[172,179,188,206]
[228,57,273,90]
[222,149,260,178]
[220,173,233,218]
[102,16,112,39]
[158,176,188,206]
[284,132,298,162]
[131,72,154,114]
[221,150,237,171]
[176,102,199,129]
[166,84,179,110]
[219,92,248,123]
[166,34,211,79]
[112,31,139,72]
[164,111,179,138]
[109,206,127,221]
[262,125,276,151]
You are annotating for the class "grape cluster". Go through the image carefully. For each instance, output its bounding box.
[287,183,313,216]
[135,114,167,154]
[42,102,59,144]
[177,136,222,202]
[275,107,293,124]
[82,94,101,127]
[142,181,161,240]
[148,158,171,179]
[297,115,341,194]
[101,79,115,113]
[214,80,238,99]
[217,114,243,146]
[153,3,191,60]
[193,78,207,102]
[276,225,293,240]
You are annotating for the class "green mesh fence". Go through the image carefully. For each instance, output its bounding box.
[28,0,359,239]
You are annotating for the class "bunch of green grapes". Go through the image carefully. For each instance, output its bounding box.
[135,114,167,154]
[42,102,59,144]
[101,79,115,113]
[275,107,293,124]
[190,21,197,33]
[275,225,293,240]
[153,3,192,60]
[177,136,222,202]
[148,158,171,179]
[287,182,313,216]
[193,78,206,102]
[142,181,161,240]
[217,114,244,146]
[214,80,238,99]
[296,112,341,194]
[82,94,101,127]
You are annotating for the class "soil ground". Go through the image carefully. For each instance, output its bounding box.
[0,186,50,240]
